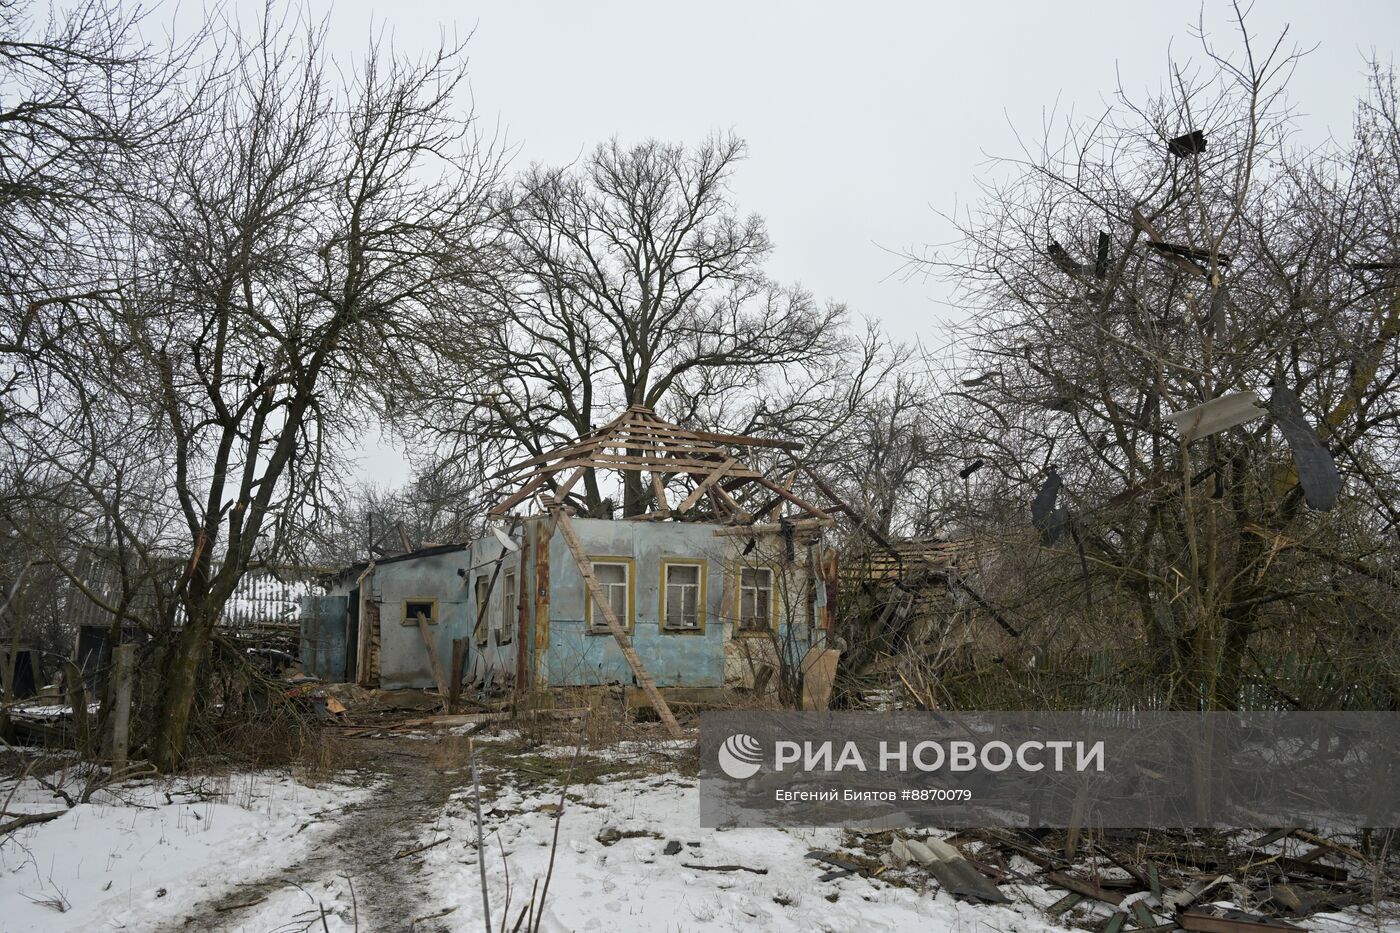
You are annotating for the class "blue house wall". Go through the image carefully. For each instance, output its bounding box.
[303,517,827,692]
[368,548,472,690]
[533,518,729,688]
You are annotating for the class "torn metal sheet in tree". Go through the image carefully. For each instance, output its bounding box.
[1168,129,1207,158]
[1268,385,1342,512]
[1166,391,1264,441]
[1031,468,1068,544]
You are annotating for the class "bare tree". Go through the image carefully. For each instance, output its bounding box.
[909,12,1400,711]
[404,135,855,516]
[2,10,503,767]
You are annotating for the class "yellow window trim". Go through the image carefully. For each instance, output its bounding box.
[401,597,439,626]
[584,556,635,634]
[660,558,708,635]
[733,564,780,636]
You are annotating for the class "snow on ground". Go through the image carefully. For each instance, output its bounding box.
[0,767,368,932]
[413,771,1068,932]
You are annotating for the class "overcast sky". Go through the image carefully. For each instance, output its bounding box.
[292,0,1399,485]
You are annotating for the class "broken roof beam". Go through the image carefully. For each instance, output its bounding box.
[551,506,682,739]
[795,461,893,550]
[649,472,671,516]
[675,457,740,512]
[674,427,803,451]
[712,516,833,537]
[753,476,833,521]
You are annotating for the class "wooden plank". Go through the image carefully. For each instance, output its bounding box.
[800,647,840,711]
[1045,872,1124,906]
[488,471,551,516]
[448,637,467,711]
[712,517,833,537]
[108,644,133,771]
[533,517,552,687]
[1179,910,1306,933]
[63,660,90,757]
[797,461,893,549]
[754,476,833,520]
[650,472,671,515]
[575,452,761,475]
[512,529,532,700]
[675,457,739,511]
[355,562,376,686]
[551,507,682,739]
[711,484,753,522]
[493,411,633,475]
[417,615,449,706]
[547,466,587,506]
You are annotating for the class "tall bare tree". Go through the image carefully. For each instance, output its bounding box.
[2,9,503,767]
[404,135,854,516]
[911,14,1400,711]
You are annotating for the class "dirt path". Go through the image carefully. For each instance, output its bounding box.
[159,733,475,933]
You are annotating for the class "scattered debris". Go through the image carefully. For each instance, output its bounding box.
[1031,467,1069,545]
[1267,385,1342,511]
[1169,129,1207,158]
[1165,391,1264,442]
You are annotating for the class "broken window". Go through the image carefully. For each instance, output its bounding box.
[402,599,438,626]
[738,567,775,634]
[498,571,516,645]
[663,562,703,632]
[474,575,491,645]
[586,560,631,633]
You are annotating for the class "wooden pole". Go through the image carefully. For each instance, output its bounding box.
[550,507,682,739]
[109,644,133,772]
[354,561,376,686]
[448,637,467,712]
[63,660,90,757]
[417,614,449,708]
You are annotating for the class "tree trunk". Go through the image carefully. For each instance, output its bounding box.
[151,608,217,771]
[622,468,647,517]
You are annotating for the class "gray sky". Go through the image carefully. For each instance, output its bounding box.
[297,0,1399,485]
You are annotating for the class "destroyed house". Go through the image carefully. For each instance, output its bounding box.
[300,407,842,700]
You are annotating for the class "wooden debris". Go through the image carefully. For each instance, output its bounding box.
[1179,908,1307,932]
[681,863,768,875]
[394,836,449,859]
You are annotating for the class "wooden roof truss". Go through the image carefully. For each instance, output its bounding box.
[488,405,832,528]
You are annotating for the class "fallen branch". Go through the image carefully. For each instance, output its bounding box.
[681,862,769,875]
[0,809,66,835]
[394,836,449,860]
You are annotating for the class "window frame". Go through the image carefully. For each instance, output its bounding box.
[401,598,439,627]
[660,559,707,634]
[498,570,517,645]
[473,574,492,645]
[734,565,779,636]
[583,556,635,635]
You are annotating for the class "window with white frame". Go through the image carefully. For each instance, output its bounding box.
[738,567,774,633]
[474,575,491,645]
[663,562,703,631]
[499,571,516,645]
[586,560,630,633]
